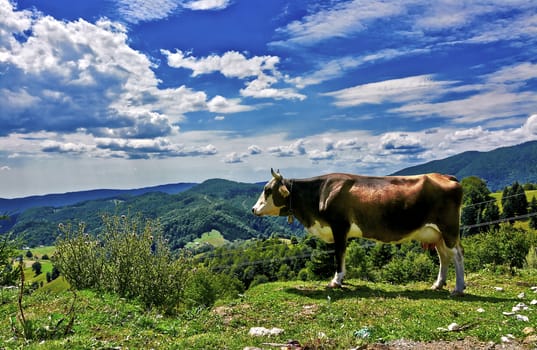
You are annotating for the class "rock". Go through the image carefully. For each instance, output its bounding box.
[522,327,535,335]
[476,307,485,313]
[516,314,529,322]
[494,287,504,292]
[518,292,525,299]
[248,327,284,337]
[448,323,460,331]
[512,302,528,312]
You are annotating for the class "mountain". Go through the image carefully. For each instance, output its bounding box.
[391,140,537,190]
[2,179,303,247]
[0,182,196,215]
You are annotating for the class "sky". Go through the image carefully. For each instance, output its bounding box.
[1,0,536,198]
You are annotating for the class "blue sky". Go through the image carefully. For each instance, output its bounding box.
[1,0,536,198]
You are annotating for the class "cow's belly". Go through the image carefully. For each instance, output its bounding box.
[306,221,363,243]
[306,221,440,244]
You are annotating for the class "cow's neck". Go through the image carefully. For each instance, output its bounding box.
[285,178,321,228]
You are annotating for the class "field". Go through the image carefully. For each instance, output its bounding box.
[1,271,536,349]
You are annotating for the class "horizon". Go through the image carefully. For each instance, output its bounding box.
[1,0,536,198]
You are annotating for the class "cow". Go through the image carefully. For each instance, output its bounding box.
[252,169,465,296]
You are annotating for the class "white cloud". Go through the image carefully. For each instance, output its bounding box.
[183,0,231,11]
[163,49,305,101]
[0,2,216,144]
[323,75,452,107]
[268,139,306,157]
[163,49,279,78]
[0,165,10,171]
[273,0,404,46]
[248,145,262,155]
[223,152,245,164]
[115,0,181,24]
[207,95,254,114]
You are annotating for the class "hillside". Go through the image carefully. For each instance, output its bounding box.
[2,179,304,247]
[0,182,196,214]
[391,140,537,190]
[1,274,536,349]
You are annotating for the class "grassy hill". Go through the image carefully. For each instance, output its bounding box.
[392,140,537,191]
[1,272,536,349]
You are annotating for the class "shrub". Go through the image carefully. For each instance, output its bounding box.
[464,225,530,273]
[380,251,435,284]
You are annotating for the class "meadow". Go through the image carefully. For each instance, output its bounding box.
[1,270,536,349]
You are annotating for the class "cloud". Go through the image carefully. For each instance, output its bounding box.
[0,2,215,142]
[41,140,95,155]
[207,95,254,114]
[162,49,305,101]
[380,133,427,155]
[182,0,232,11]
[96,138,217,159]
[268,139,306,157]
[0,165,10,171]
[323,75,453,107]
[247,145,262,155]
[114,0,181,24]
[272,0,404,46]
[223,152,245,164]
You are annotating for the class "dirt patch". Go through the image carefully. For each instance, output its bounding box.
[363,337,533,350]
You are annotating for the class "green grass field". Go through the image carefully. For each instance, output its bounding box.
[185,230,229,249]
[1,270,536,349]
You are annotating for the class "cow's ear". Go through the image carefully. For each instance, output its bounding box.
[319,181,345,212]
[279,184,290,198]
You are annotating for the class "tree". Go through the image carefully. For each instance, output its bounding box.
[25,250,33,258]
[501,182,528,224]
[461,176,499,235]
[31,261,42,276]
[530,196,537,230]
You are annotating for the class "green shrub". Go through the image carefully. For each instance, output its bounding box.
[380,251,435,284]
[464,225,530,273]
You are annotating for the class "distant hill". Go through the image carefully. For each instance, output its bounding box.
[1,179,303,247]
[391,140,537,190]
[0,182,196,215]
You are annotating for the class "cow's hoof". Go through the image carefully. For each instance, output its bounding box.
[431,283,445,290]
[450,290,465,297]
[328,281,342,289]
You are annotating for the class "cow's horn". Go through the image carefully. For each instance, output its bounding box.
[271,168,282,180]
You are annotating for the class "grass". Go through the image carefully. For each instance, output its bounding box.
[185,230,229,249]
[1,270,536,349]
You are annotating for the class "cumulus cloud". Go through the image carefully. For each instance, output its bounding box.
[207,95,254,114]
[95,137,217,159]
[223,152,245,164]
[247,145,262,155]
[268,139,306,157]
[162,49,305,101]
[0,165,11,171]
[380,133,427,155]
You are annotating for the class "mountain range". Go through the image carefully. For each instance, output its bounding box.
[1,140,536,247]
[391,140,537,190]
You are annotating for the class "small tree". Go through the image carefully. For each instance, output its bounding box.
[25,250,33,259]
[530,196,537,230]
[461,176,499,235]
[31,261,42,276]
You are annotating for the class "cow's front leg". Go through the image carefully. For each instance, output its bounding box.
[329,227,348,288]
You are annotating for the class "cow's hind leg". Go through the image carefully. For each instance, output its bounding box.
[433,240,465,296]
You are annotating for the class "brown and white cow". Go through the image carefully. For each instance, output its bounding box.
[252,169,465,296]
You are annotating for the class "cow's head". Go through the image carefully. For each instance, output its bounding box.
[252,168,290,216]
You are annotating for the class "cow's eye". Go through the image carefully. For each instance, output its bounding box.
[264,188,272,197]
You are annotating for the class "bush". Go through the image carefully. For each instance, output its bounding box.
[380,251,435,284]
[464,225,530,273]
[54,215,189,312]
